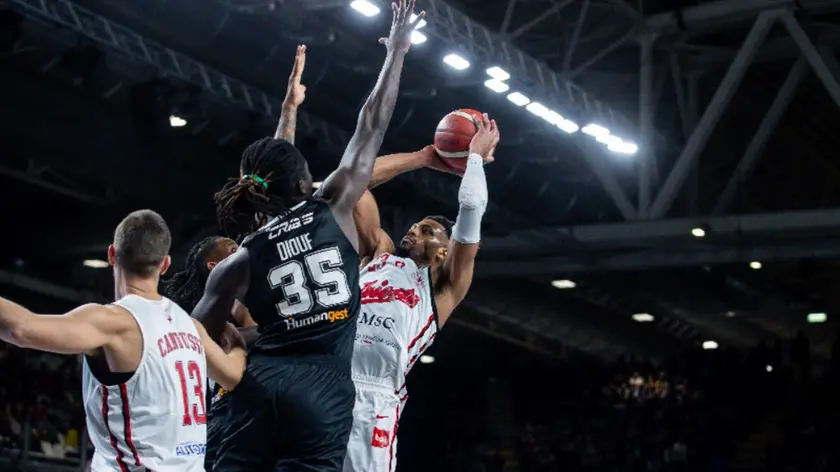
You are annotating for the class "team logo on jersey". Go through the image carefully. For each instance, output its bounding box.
[361,280,420,308]
[175,442,206,456]
[283,308,350,331]
[359,312,396,329]
[371,427,391,448]
[266,212,314,240]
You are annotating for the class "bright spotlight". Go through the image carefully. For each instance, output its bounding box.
[551,279,576,289]
[766,365,773,372]
[83,259,109,269]
[632,313,654,322]
[484,79,509,93]
[608,141,638,155]
[506,92,530,106]
[169,115,187,127]
[350,0,380,16]
[691,227,706,238]
[557,120,580,134]
[486,66,510,81]
[411,31,427,44]
[312,181,322,189]
[702,340,718,350]
[419,355,435,364]
[525,102,550,118]
[443,53,470,70]
[410,13,427,29]
[581,123,610,137]
[596,134,622,146]
[749,261,762,270]
[807,312,827,323]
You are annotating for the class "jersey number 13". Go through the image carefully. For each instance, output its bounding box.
[268,247,351,317]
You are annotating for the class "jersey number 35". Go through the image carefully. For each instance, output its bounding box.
[268,247,352,317]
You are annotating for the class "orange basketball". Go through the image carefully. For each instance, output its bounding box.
[434,108,483,172]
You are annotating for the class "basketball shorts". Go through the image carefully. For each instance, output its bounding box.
[212,354,356,472]
[204,394,229,471]
[343,383,403,472]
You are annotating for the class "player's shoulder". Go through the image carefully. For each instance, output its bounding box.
[69,303,137,332]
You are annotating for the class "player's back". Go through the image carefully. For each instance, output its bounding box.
[82,294,207,472]
[242,198,360,366]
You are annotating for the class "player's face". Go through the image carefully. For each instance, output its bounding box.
[206,238,239,272]
[400,219,449,264]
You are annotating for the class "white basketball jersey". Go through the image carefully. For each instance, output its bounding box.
[82,295,207,472]
[353,253,438,397]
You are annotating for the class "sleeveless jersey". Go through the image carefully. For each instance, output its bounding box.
[82,295,207,472]
[352,253,439,396]
[242,199,360,363]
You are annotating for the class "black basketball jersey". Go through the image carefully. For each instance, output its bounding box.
[241,199,360,362]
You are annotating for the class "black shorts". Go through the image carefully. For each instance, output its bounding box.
[211,354,356,472]
[204,395,229,471]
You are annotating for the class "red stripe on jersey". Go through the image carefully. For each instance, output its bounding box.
[101,385,129,472]
[387,404,401,472]
[406,314,435,352]
[119,384,143,467]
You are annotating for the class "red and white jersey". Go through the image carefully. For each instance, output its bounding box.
[353,253,439,397]
[82,295,207,472]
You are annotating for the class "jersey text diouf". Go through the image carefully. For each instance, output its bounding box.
[243,199,360,359]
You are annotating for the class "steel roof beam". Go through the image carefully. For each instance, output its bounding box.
[645,0,840,35]
[476,239,840,277]
[779,12,840,108]
[649,11,776,218]
[713,57,807,215]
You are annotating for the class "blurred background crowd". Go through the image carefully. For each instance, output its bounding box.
[2,327,839,472]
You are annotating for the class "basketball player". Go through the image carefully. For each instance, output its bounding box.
[343,114,498,472]
[190,2,425,470]
[162,235,252,470]
[0,210,247,471]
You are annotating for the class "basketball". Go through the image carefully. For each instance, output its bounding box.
[434,108,484,172]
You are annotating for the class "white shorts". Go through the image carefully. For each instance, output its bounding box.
[343,385,403,472]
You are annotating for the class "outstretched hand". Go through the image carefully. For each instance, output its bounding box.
[283,45,306,108]
[379,0,426,53]
[468,114,500,159]
[421,145,495,177]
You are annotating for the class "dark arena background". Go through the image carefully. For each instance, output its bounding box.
[3,0,840,470]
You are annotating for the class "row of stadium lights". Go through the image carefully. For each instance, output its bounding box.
[349,0,638,155]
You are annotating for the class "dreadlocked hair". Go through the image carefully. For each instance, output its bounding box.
[162,236,224,313]
[214,137,309,238]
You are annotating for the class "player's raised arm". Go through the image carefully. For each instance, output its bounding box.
[354,190,396,266]
[436,114,497,326]
[192,248,251,341]
[317,0,424,213]
[0,299,133,354]
[274,45,306,144]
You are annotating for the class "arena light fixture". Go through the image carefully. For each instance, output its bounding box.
[596,134,622,146]
[766,365,773,372]
[419,355,435,364]
[581,123,610,138]
[551,279,576,289]
[312,181,322,189]
[169,115,187,127]
[702,340,718,350]
[724,311,736,317]
[506,92,530,106]
[350,0,380,17]
[557,119,580,134]
[749,261,762,270]
[83,259,109,268]
[410,13,427,29]
[525,102,550,118]
[608,141,638,155]
[486,66,510,81]
[691,227,706,238]
[632,313,654,322]
[442,53,470,70]
[411,31,427,44]
[484,79,509,93]
[807,312,827,323]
